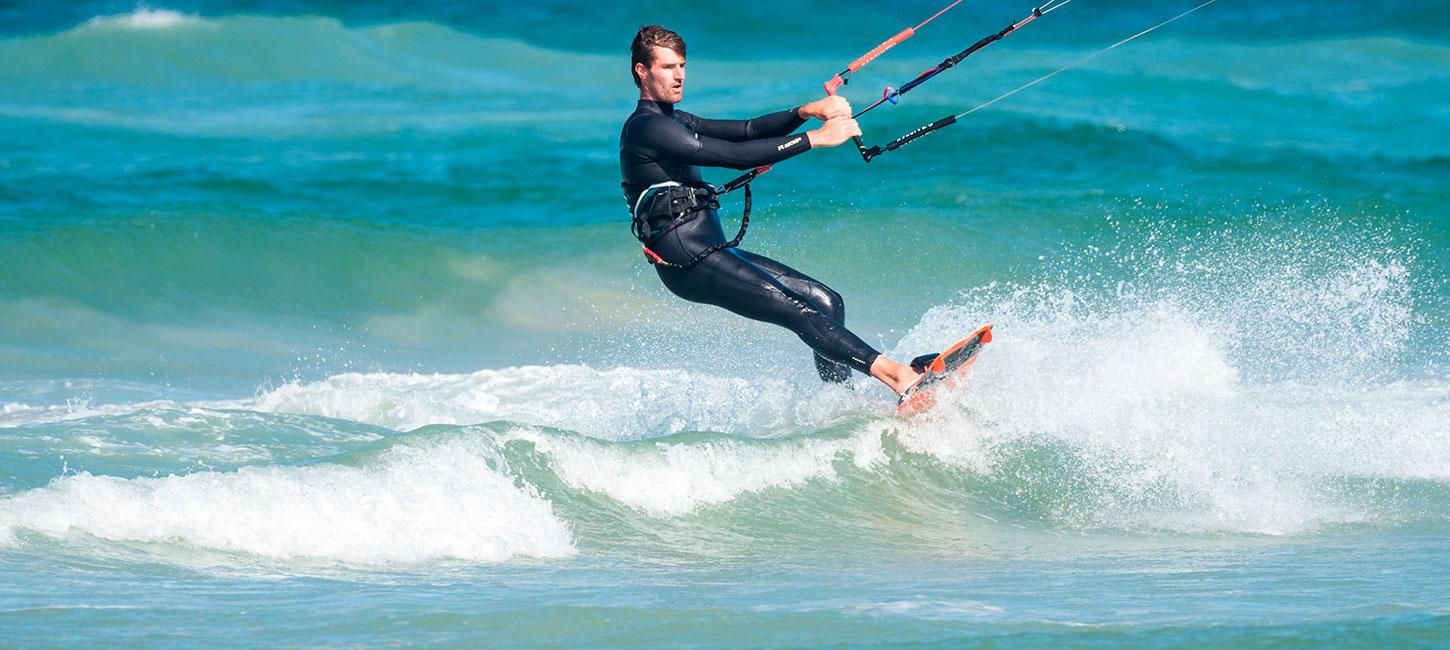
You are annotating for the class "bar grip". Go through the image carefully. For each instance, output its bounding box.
[885,115,957,152]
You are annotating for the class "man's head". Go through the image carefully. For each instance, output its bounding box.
[631,25,686,103]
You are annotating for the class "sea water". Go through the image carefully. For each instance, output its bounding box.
[1,0,1447,646]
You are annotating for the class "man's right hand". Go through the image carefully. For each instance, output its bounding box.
[807,117,862,148]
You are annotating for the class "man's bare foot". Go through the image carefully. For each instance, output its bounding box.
[869,355,923,395]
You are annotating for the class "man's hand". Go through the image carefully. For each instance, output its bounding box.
[807,117,862,148]
[798,96,852,121]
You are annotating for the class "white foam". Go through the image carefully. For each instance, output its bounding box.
[0,400,170,429]
[848,599,1007,619]
[0,437,574,563]
[0,403,388,471]
[888,280,1447,535]
[82,8,201,30]
[3,403,27,414]
[509,425,886,516]
[243,365,864,439]
[871,208,1450,537]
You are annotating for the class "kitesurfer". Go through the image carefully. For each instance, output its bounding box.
[620,25,927,394]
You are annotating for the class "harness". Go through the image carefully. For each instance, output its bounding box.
[629,165,768,269]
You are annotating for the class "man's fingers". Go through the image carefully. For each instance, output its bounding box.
[810,96,852,120]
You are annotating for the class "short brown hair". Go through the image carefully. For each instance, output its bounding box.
[630,25,686,88]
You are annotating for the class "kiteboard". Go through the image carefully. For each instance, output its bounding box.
[896,324,993,417]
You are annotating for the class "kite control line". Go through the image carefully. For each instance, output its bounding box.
[858,0,1219,162]
[852,0,1074,122]
[822,0,967,96]
[822,0,967,158]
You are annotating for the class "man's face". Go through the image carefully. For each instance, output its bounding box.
[637,46,685,103]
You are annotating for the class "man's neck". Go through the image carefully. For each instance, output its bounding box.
[638,96,675,112]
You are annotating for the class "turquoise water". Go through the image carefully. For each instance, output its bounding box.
[2,1,1448,646]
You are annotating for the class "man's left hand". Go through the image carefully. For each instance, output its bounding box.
[799,96,852,121]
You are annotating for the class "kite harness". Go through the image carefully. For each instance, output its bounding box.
[630,166,769,269]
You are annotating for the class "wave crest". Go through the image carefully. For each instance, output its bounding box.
[0,435,574,564]
[82,9,203,31]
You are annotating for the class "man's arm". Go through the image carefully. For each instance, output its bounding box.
[677,109,806,142]
[638,114,811,170]
[677,96,853,142]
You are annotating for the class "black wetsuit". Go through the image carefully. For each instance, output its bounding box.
[620,99,881,381]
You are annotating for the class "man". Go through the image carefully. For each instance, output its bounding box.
[619,25,926,396]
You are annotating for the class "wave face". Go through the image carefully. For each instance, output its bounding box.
[0,432,575,564]
[1,1,1448,646]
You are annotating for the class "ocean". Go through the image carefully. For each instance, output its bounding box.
[1,0,1447,646]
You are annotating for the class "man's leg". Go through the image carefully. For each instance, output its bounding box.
[735,250,852,383]
[656,249,879,377]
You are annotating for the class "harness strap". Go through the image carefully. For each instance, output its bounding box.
[640,183,752,269]
[631,166,770,270]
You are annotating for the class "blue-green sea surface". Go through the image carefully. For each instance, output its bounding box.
[2,0,1448,646]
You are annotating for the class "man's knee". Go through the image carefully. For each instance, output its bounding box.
[812,284,845,320]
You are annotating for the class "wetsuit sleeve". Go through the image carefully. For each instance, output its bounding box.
[637,114,811,170]
[677,108,807,142]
